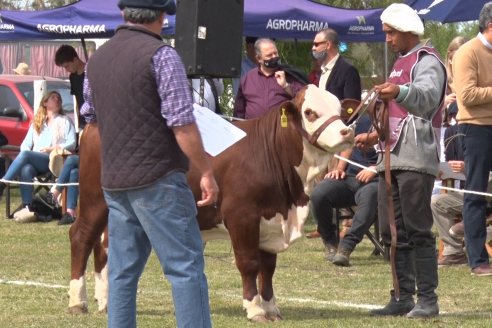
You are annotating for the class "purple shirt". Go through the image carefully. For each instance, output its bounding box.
[81,46,194,128]
[233,67,304,119]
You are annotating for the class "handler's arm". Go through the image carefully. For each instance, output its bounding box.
[173,123,219,207]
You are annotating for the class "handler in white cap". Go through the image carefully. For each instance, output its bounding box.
[355,2,446,319]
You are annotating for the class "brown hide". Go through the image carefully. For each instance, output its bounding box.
[188,100,310,233]
[69,124,108,280]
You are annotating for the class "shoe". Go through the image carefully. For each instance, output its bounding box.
[438,253,467,267]
[449,221,464,239]
[306,230,321,239]
[38,191,58,209]
[332,247,352,267]
[58,212,76,225]
[324,243,337,262]
[471,263,492,276]
[13,207,37,223]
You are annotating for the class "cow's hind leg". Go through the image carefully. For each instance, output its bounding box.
[259,250,282,321]
[68,214,107,314]
[93,226,109,313]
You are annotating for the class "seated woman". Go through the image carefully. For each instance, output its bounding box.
[0,91,76,221]
[40,154,79,225]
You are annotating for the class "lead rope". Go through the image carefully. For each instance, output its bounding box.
[381,101,400,301]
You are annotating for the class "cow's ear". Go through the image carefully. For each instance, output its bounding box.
[340,98,360,123]
[277,101,300,128]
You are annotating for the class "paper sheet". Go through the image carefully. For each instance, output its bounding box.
[193,104,247,157]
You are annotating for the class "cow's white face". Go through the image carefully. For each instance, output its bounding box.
[300,84,354,151]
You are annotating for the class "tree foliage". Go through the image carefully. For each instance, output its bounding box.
[0,0,76,10]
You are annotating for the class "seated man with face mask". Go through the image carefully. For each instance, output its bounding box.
[233,38,307,119]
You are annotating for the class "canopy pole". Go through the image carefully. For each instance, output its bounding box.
[81,38,89,62]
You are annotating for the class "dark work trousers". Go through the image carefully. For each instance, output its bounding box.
[459,123,492,269]
[378,170,436,249]
[310,175,378,249]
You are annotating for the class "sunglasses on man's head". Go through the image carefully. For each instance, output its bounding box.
[313,41,328,47]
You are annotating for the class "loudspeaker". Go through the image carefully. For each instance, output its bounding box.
[175,0,244,78]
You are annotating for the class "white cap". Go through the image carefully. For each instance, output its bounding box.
[381,3,424,36]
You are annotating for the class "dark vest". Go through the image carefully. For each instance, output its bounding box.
[87,25,189,190]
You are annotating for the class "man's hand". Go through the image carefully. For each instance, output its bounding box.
[356,167,377,183]
[197,171,219,207]
[354,131,378,150]
[448,160,465,174]
[274,71,287,88]
[375,82,399,101]
[325,168,346,180]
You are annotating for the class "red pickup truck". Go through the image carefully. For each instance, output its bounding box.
[0,74,75,147]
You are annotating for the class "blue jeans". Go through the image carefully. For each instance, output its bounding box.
[459,124,492,269]
[104,172,211,328]
[310,175,378,249]
[3,150,49,205]
[55,155,79,210]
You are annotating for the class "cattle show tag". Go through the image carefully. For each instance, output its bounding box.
[281,108,288,128]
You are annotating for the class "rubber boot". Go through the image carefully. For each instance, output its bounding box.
[371,248,416,316]
[407,246,439,318]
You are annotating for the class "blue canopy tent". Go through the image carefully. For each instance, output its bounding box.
[0,0,385,42]
[406,0,489,23]
[243,0,384,42]
[0,0,174,40]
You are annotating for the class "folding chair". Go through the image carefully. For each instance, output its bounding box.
[333,207,387,259]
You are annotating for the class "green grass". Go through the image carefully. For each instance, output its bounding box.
[1,192,492,327]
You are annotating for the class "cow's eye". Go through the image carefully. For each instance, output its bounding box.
[304,109,318,122]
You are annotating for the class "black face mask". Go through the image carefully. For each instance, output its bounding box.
[263,57,280,69]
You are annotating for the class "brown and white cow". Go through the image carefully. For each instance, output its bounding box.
[67,84,354,321]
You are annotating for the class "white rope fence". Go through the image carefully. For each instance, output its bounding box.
[0,178,78,187]
[334,154,492,198]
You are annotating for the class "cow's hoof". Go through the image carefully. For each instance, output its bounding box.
[266,313,283,321]
[97,307,107,314]
[249,314,270,323]
[67,305,88,315]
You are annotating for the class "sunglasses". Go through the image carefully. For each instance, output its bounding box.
[313,41,328,47]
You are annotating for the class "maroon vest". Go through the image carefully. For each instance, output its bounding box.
[382,46,445,151]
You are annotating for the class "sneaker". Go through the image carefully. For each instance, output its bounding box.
[38,191,58,209]
[471,263,492,276]
[58,212,76,225]
[438,253,467,267]
[449,221,464,239]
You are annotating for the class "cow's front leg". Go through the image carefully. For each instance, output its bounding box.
[228,216,268,322]
[236,253,268,323]
[259,250,282,321]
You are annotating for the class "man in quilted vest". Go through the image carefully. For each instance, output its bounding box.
[80,1,219,327]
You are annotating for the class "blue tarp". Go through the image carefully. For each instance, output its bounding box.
[407,0,488,23]
[0,0,385,42]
